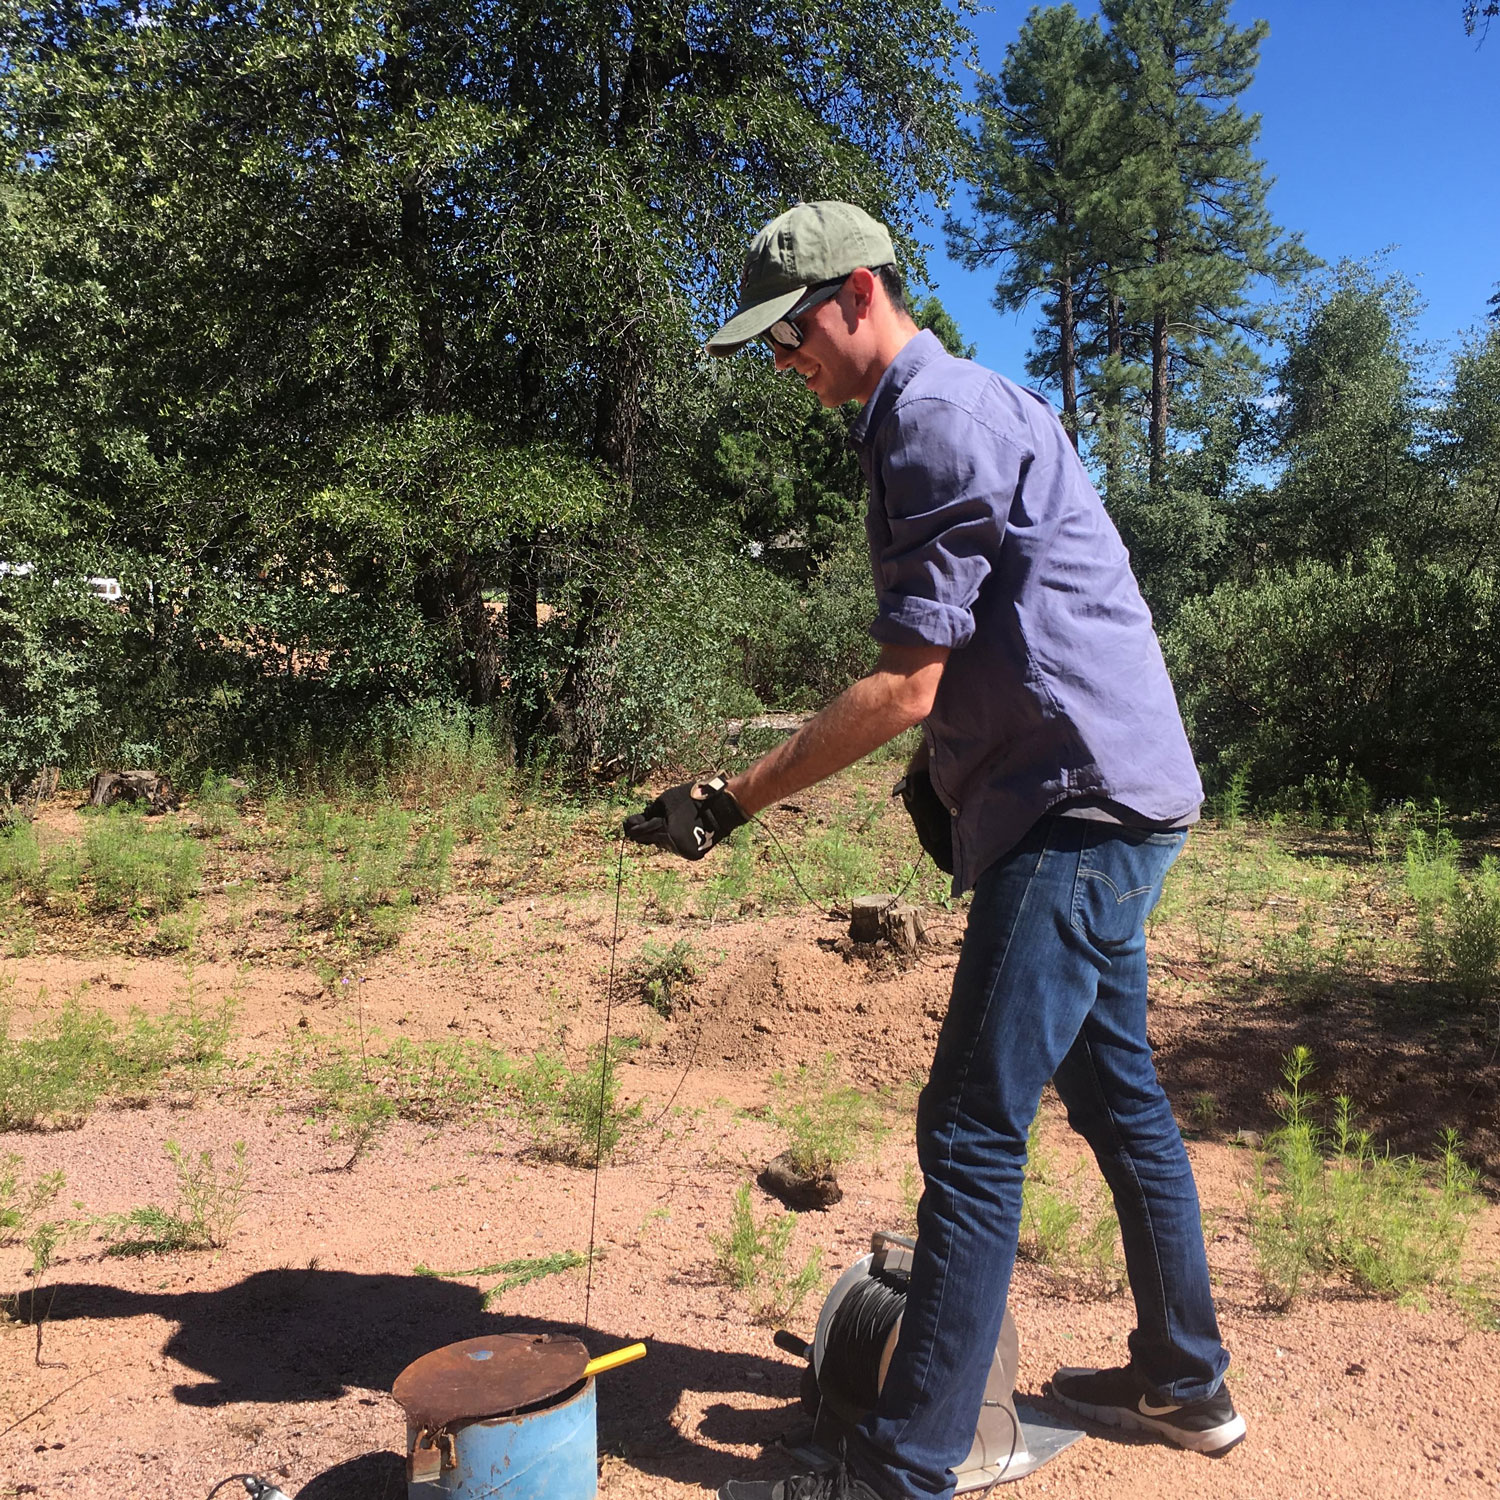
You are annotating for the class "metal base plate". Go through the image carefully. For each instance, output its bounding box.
[785,1400,1085,1490]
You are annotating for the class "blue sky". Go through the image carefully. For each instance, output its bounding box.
[921,0,1500,381]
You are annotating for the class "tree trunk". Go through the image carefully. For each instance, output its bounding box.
[1105,290,1123,503]
[1149,306,1169,494]
[416,549,502,708]
[505,539,543,760]
[1058,271,1078,450]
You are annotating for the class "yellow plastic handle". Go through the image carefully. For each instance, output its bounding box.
[583,1342,647,1379]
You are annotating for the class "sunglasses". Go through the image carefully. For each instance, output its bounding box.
[762,277,848,351]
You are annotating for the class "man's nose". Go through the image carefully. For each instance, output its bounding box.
[772,342,796,372]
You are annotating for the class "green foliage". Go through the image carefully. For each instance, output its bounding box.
[416,1250,587,1309]
[100,1139,250,1255]
[712,1182,824,1325]
[510,1041,641,1168]
[1248,1048,1483,1310]
[0,991,234,1129]
[766,1053,883,1181]
[1404,826,1500,1002]
[0,0,970,781]
[1253,262,1427,566]
[1020,1116,1125,1295]
[631,939,699,1018]
[1166,544,1500,805]
[84,810,203,916]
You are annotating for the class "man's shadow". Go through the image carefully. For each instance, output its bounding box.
[27,1268,807,1493]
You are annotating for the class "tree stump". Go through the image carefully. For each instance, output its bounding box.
[850,895,927,953]
[850,895,895,943]
[86,769,180,814]
[758,1151,843,1211]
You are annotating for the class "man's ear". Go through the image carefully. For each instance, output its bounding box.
[847,265,878,318]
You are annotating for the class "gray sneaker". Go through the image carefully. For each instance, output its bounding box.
[718,1453,884,1500]
[1050,1364,1247,1455]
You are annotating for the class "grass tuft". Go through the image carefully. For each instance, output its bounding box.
[766,1053,883,1181]
[1248,1047,1484,1311]
[100,1139,250,1255]
[712,1182,823,1325]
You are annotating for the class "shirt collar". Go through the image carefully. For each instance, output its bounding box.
[849,329,947,450]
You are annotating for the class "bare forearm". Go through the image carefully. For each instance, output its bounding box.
[727,645,947,817]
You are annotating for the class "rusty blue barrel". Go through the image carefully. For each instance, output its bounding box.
[396,1333,598,1500]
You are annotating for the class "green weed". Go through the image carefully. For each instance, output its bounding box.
[0,820,41,899]
[0,1153,64,1246]
[1402,823,1500,1001]
[510,1041,641,1167]
[416,1250,587,1308]
[100,1139,250,1255]
[196,772,249,838]
[767,1053,883,1181]
[1020,1117,1124,1295]
[1248,1047,1483,1310]
[806,820,877,905]
[84,809,203,915]
[898,1160,922,1232]
[712,1182,823,1325]
[632,938,698,1017]
[0,989,235,1129]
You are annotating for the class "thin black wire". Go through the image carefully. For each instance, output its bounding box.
[748,811,927,915]
[588,812,929,1325]
[583,834,626,1332]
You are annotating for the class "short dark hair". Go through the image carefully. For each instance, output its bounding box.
[875,263,908,316]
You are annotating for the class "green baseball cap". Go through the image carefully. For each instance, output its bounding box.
[706,200,896,356]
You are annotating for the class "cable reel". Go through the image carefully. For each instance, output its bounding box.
[776,1231,1035,1491]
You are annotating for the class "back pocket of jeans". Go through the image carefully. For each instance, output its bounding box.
[1070,832,1183,952]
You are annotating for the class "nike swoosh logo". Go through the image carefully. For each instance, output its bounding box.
[1138,1397,1183,1417]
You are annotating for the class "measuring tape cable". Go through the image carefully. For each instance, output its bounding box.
[583,834,627,1332]
[819,1267,908,1413]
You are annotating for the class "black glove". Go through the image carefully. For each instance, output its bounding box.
[623,776,748,861]
[894,766,954,875]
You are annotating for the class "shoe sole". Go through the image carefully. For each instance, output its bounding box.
[1050,1369,1248,1456]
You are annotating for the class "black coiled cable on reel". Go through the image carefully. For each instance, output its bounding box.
[818,1264,908,1414]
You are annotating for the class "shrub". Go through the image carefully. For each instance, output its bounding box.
[766,1053,882,1180]
[1248,1047,1482,1309]
[1165,544,1500,804]
[712,1182,823,1325]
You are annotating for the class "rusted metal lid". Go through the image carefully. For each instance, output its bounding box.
[393,1333,590,1431]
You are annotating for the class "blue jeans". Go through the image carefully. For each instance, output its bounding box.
[853,816,1228,1500]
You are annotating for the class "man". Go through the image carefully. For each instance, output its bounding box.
[624,201,1243,1500]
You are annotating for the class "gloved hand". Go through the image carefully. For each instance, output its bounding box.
[623,776,748,860]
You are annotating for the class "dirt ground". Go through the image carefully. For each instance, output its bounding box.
[3,805,1499,1500]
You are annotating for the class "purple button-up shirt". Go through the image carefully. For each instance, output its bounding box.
[850,331,1204,894]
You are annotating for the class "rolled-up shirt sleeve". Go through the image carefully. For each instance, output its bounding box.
[869,398,1026,651]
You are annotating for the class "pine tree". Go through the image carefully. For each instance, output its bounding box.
[1099,0,1311,492]
[946,5,1117,446]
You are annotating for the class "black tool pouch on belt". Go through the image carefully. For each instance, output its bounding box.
[894,767,954,875]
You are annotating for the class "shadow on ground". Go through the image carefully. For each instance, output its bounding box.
[23,1268,809,1491]
[1151,968,1500,1183]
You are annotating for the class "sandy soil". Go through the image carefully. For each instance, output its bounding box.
[3,812,1498,1500]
